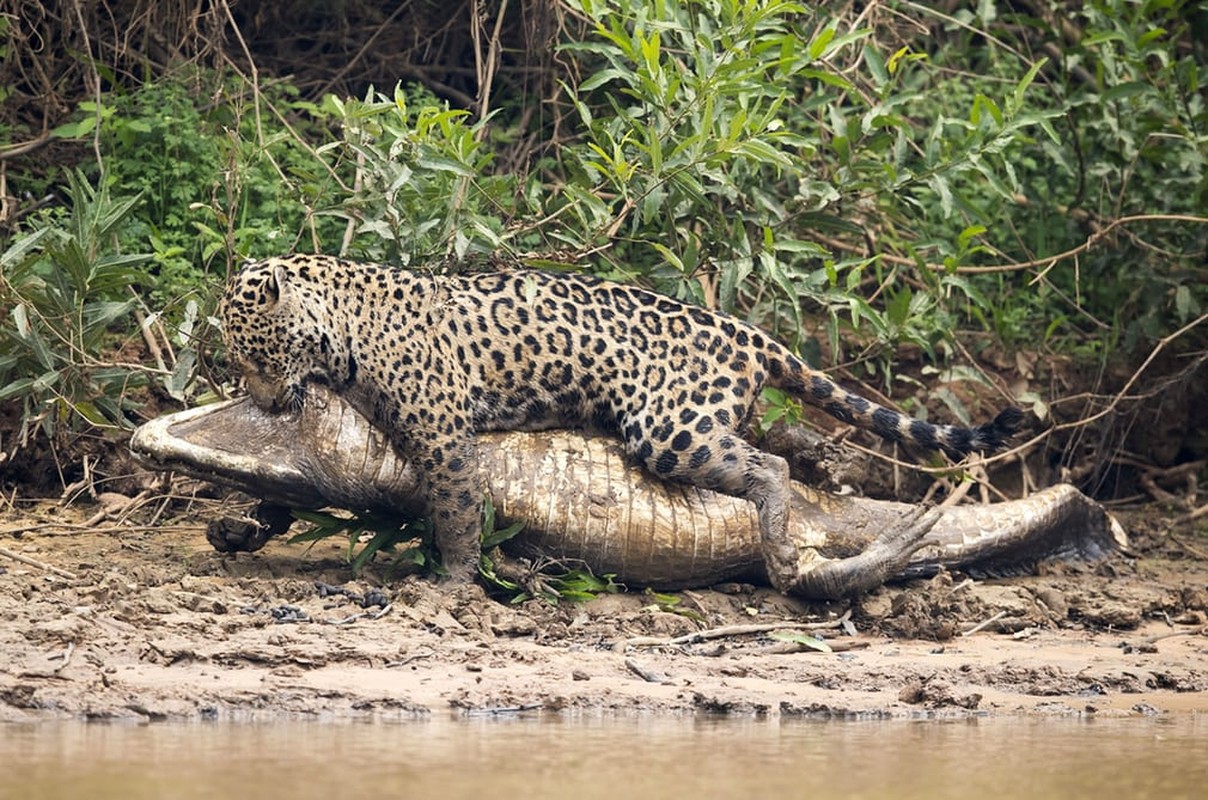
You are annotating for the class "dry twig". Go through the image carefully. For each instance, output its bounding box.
[0,545,78,579]
[961,610,1011,637]
[623,613,852,651]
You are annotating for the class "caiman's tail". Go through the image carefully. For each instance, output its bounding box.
[771,353,1023,460]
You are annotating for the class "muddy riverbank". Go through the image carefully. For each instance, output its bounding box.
[2,498,1206,722]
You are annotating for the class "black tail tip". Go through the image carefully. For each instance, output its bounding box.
[979,407,1025,451]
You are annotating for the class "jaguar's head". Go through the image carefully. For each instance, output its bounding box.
[218,256,349,413]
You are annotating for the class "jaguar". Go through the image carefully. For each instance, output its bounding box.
[218,254,1021,590]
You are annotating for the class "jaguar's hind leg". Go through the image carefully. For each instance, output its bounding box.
[621,416,798,592]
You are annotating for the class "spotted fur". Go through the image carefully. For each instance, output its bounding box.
[219,254,1021,589]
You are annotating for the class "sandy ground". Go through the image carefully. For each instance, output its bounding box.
[2,498,1207,723]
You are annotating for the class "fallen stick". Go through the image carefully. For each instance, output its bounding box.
[624,614,851,650]
[961,609,1011,637]
[0,545,78,580]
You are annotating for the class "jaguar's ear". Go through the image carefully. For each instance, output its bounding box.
[259,263,288,308]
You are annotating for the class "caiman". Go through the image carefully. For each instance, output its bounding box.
[130,387,1126,599]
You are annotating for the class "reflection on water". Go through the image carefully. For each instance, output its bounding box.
[2,715,1205,800]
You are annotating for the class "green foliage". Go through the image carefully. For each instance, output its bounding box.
[4,0,1204,455]
[0,171,154,447]
[288,508,437,576]
[903,0,1207,350]
[641,587,705,622]
[756,385,804,435]
[1052,1,1207,345]
[323,84,515,265]
[769,628,833,652]
[50,74,347,301]
[556,0,1059,378]
[286,498,620,604]
[481,553,622,605]
[479,497,622,603]
[184,80,348,272]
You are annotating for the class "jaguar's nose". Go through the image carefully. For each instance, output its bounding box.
[244,372,289,412]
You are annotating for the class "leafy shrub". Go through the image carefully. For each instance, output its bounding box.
[321,84,515,265]
[546,0,1060,415]
[0,172,153,448]
[51,73,348,302]
[876,1,1207,352]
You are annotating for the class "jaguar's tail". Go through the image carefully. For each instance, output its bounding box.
[771,354,1022,459]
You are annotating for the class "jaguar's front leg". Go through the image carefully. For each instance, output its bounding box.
[396,430,484,583]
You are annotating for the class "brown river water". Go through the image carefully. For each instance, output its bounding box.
[2,715,1205,799]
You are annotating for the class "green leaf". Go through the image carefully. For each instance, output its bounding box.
[800,68,853,91]
[350,528,398,574]
[1016,390,1049,422]
[1175,284,1192,322]
[886,287,912,327]
[928,175,953,218]
[74,400,112,427]
[1103,81,1151,103]
[0,377,36,401]
[287,509,357,542]
[30,369,61,394]
[1,227,52,268]
[164,348,196,401]
[481,521,524,551]
[885,46,910,75]
[481,495,526,550]
[734,139,791,167]
[82,300,138,334]
[1011,57,1048,114]
[1137,27,1167,48]
[808,25,836,60]
[638,29,661,76]
[827,27,873,54]
[864,44,888,90]
[771,237,829,256]
[936,365,996,388]
[51,116,97,139]
[651,243,685,273]
[933,387,973,426]
[958,224,988,249]
[970,156,1016,199]
[972,94,1003,128]
[1034,115,1061,145]
[10,305,56,369]
[580,68,632,92]
[415,155,474,177]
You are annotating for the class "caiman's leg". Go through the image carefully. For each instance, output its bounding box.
[206,502,295,553]
[787,506,942,600]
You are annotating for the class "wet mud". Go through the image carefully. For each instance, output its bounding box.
[2,501,1206,722]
